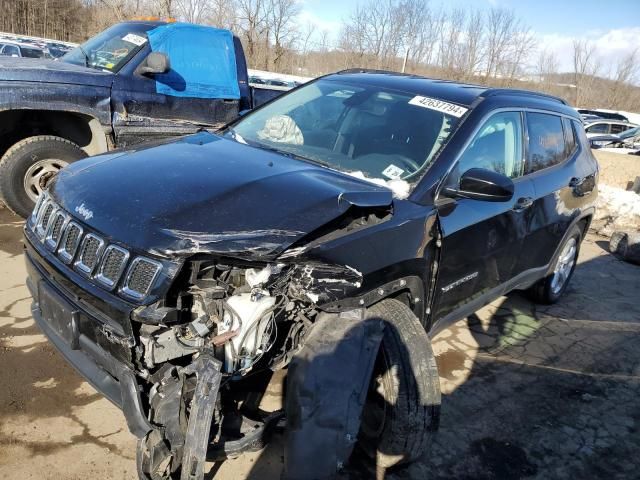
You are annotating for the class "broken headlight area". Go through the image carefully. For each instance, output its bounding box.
[132,259,364,374]
[130,257,363,478]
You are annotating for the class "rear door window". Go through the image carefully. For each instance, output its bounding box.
[525,112,566,174]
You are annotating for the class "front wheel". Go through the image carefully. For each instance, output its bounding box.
[0,135,86,217]
[353,299,441,473]
[527,224,583,304]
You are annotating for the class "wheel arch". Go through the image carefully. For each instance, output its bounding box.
[0,109,111,158]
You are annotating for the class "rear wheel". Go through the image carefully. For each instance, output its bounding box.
[353,299,441,474]
[0,135,86,217]
[527,224,582,304]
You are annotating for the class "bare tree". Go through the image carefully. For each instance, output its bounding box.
[174,0,209,23]
[456,9,485,81]
[207,0,237,30]
[237,0,268,64]
[537,48,559,91]
[605,48,639,108]
[572,39,600,106]
[266,0,300,69]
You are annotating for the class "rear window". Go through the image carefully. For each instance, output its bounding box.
[525,112,566,174]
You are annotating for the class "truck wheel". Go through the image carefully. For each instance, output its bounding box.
[527,224,583,304]
[0,135,86,218]
[353,299,441,473]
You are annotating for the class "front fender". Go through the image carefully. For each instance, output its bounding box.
[0,81,112,126]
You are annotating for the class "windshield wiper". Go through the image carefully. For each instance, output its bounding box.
[78,46,89,67]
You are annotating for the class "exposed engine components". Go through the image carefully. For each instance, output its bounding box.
[219,292,277,373]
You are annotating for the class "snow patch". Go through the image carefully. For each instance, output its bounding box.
[347,171,410,200]
[593,184,640,236]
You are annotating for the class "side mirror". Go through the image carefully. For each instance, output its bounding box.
[137,52,170,76]
[444,168,514,202]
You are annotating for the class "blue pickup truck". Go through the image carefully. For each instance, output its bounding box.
[0,20,286,217]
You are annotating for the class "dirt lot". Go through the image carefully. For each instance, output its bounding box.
[593,149,640,189]
[1,207,639,479]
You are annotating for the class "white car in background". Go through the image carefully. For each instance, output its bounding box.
[0,41,48,58]
[584,120,638,138]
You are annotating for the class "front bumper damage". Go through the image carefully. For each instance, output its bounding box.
[25,249,154,438]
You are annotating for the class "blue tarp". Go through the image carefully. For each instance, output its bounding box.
[147,23,240,99]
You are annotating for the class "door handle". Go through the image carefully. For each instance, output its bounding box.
[512,197,533,211]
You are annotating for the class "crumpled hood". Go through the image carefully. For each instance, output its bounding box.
[49,132,393,260]
[0,57,113,88]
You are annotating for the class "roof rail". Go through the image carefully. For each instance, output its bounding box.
[482,88,568,105]
[336,68,412,77]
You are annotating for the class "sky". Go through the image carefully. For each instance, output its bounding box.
[298,0,640,74]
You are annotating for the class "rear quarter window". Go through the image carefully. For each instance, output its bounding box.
[562,117,577,157]
[525,112,566,174]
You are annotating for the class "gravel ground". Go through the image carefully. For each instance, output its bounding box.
[1,207,639,479]
[593,149,640,189]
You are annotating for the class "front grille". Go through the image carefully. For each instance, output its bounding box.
[122,258,162,299]
[44,211,67,251]
[75,234,104,275]
[30,199,163,300]
[58,222,83,264]
[96,245,129,289]
[36,202,55,238]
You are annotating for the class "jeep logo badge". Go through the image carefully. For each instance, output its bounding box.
[75,203,94,221]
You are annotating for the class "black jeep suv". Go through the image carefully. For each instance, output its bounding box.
[24,70,597,479]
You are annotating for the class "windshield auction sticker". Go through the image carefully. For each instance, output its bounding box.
[409,96,468,118]
[122,33,147,46]
[382,164,405,179]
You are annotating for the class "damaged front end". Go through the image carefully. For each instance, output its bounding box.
[130,250,372,479]
[27,136,442,479]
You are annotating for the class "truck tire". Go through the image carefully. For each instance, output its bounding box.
[527,224,583,304]
[353,299,441,473]
[0,135,86,218]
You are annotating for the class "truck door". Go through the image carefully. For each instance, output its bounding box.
[111,24,243,148]
[430,110,535,332]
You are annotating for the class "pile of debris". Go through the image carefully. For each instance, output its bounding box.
[593,177,640,265]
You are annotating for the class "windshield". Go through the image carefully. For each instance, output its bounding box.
[620,126,640,139]
[227,79,462,185]
[62,23,155,72]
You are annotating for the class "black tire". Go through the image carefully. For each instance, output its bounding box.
[0,135,86,218]
[353,299,441,472]
[527,224,583,304]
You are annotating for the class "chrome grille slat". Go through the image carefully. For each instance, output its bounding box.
[75,233,105,275]
[96,245,129,289]
[36,201,56,239]
[44,211,68,251]
[122,257,162,300]
[58,221,83,264]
